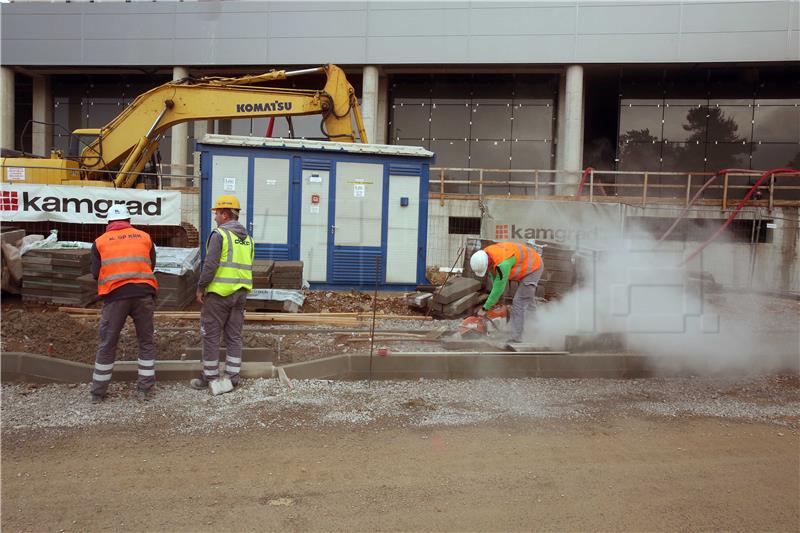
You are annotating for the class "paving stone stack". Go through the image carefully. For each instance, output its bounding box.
[252,260,274,289]
[21,249,97,306]
[538,243,576,300]
[155,268,200,310]
[428,276,484,318]
[270,260,303,289]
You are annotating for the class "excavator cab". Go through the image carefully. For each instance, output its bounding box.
[68,129,102,161]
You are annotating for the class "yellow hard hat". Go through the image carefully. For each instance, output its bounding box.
[211,195,241,211]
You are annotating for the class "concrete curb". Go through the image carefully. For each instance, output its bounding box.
[3,351,797,383]
[1,353,274,383]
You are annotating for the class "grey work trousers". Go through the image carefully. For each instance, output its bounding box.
[509,265,544,343]
[200,289,247,385]
[92,296,156,396]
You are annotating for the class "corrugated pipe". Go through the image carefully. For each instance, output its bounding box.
[658,168,753,243]
[680,168,797,266]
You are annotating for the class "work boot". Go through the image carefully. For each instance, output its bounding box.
[190,378,208,390]
[136,388,152,401]
[90,393,105,405]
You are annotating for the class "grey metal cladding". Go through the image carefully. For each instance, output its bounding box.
[1,0,798,66]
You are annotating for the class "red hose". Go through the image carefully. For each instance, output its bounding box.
[658,168,753,243]
[576,167,594,197]
[680,168,797,265]
[265,117,275,137]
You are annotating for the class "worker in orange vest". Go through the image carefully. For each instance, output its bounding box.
[469,241,544,344]
[90,204,158,404]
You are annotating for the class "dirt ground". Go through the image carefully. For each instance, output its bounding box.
[0,291,444,365]
[2,414,798,531]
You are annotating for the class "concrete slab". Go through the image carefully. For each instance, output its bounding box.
[434,277,482,305]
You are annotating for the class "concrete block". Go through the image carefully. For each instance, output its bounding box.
[406,291,432,309]
[439,291,481,317]
[434,277,482,305]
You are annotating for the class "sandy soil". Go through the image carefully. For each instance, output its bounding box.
[2,376,799,532]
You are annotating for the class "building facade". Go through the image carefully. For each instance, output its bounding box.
[2,0,799,290]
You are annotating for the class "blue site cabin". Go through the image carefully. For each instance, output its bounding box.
[197,135,435,290]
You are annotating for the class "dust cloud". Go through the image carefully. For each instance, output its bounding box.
[524,219,799,375]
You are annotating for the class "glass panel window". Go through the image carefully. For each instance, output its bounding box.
[271,115,324,139]
[391,102,431,140]
[430,139,470,169]
[705,142,751,171]
[753,105,800,143]
[430,103,471,139]
[471,139,511,170]
[751,143,800,169]
[663,105,704,142]
[510,141,554,170]
[707,105,753,143]
[619,104,663,140]
[471,104,512,140]
[512,104,554,140]
[661,142,706,172]
[618,142,662,171]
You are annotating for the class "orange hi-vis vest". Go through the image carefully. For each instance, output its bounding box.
[95,227,158,296]
[485,242,542,281]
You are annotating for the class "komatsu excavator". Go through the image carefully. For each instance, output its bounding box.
[1,64,367,189]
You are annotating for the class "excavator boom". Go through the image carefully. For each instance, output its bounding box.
[77,64,366,187]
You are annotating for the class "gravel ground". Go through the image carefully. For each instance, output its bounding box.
[3,375,798,439]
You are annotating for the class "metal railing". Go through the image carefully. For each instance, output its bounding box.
[429,167,800,209]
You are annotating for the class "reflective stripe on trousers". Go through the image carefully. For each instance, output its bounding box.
[91,296,156,396]
[199,290,247,385]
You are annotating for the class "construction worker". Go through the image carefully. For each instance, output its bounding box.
[192,194,254,392]
[469,241,544,344]
[90,204,158,404]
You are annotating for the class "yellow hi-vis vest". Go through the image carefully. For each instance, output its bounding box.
[205,227,254,297]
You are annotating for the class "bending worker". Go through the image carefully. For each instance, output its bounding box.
[192,195,254,392]
[90,204,158,404]
[470,241,544,344]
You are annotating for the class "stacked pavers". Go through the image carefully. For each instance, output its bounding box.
[21,249,96,306]
[252,260,274,289]
[270,261,303,289]
[155,268,200,310]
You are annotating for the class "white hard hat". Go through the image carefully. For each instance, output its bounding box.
[107,204,131,221]
[470,250,489,277]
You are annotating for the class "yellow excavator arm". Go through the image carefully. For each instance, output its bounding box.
[79,64,367,188]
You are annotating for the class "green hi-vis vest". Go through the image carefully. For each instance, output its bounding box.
[205,227,254,297]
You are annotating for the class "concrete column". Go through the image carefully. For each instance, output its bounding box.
[555,74,567,175]
[194,119,211,142]
[558,65,584,196]
[375,74,389,145]
[170,66,189,174]
[361,65,379,144]
[32,75,53,157]
[1,67,15,151]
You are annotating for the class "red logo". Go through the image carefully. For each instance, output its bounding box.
[495,224,508,240]
[311,194,320,205]
[0,191,18,211]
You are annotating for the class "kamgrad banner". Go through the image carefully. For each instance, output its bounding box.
[0,183,181,225]
[481,198,625,248]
